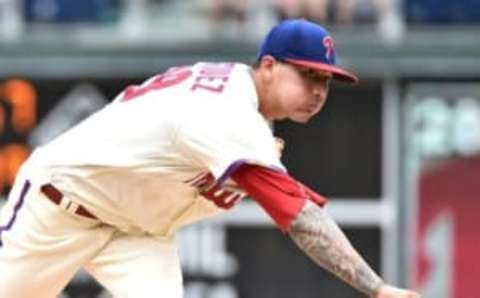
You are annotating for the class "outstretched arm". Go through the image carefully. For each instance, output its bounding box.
[231,163,420,298]
[288,200,383,296]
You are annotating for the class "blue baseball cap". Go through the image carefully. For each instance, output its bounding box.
[257,19,358,84]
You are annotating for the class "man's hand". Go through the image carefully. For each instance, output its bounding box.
[274,137,285,158]
[373,284,421,298]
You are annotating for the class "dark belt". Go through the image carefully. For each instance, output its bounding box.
[40,184,97,220]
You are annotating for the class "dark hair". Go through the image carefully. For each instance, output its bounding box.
[250,57,286,70]
[250,60,261,69]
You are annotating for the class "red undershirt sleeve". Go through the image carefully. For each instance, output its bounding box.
[230,163,327,232]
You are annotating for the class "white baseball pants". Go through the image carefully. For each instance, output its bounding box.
[0,172,183,298]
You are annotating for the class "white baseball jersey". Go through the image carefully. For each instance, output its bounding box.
[27,62,284,236]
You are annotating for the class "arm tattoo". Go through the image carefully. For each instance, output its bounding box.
[288,200,384,297]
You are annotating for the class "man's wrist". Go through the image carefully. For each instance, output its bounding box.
[369,281,385,298]
[356,270,384,297]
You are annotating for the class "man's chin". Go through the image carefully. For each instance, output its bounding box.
[290,115,311,123]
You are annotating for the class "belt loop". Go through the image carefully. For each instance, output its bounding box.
[40,183,97,220]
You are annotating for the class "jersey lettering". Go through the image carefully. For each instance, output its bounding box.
[186,172,244,209]
[122,66,192,101]
[191,77,226,93]
[190,63,235,94]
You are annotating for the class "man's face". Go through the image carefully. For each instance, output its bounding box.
[267,59,332,123]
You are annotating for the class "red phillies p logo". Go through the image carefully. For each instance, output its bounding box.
[323,36,334,61]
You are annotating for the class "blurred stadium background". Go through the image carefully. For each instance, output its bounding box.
[0,0,479,297]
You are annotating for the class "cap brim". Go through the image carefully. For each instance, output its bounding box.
[285,58,358,84]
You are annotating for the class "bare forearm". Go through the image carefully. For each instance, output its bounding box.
[288,200,384,297]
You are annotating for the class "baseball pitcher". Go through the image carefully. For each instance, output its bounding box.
[0,19,419,298]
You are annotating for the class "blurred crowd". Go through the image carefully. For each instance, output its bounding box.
[21,0,385,26]
[271,0,383,25]
[3,0,480,41]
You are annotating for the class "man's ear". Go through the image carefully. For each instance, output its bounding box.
[260,55,276,69]
[259,55,276,80]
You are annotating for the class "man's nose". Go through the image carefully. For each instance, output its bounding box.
[312,86,324,98]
